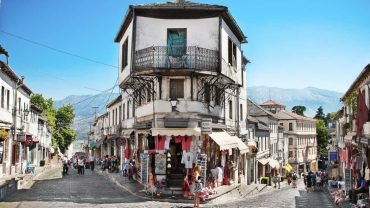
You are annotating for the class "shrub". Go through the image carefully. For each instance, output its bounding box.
[261,177,269,184]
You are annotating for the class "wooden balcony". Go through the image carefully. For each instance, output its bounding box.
[134,46,218,73]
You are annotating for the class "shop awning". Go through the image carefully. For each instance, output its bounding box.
[95,139,103,147]
[208,131,238,150]
[151,127,201,136]
[247,141,257,147]
[233,136,249,154]
[122,129,134,138]
[257,158,269,165]
[268,158,280,169]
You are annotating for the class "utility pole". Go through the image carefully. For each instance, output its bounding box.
[8,76,24,175]
[92,107,98,120]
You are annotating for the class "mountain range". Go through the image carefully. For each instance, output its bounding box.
[54,86,343,140]
[247,86,343,117]
[54,92,119,140]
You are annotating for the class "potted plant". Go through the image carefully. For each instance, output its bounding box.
[0,128,9,140]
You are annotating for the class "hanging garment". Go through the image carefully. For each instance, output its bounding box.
[181,151,194,169]
[147,135,155,150]
[221,152,226,167]
[164,136,171,150]
[183,136,192,151]
[158,136,166,150]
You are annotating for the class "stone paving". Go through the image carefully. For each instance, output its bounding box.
[1,168,339,208]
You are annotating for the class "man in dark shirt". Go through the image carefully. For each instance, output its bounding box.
[350,173,367,203]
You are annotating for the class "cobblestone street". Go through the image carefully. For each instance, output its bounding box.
[1,169,339,208]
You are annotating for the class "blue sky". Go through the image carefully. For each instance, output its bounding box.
[1,0,369,100]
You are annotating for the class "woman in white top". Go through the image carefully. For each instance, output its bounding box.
[78,157,85,175]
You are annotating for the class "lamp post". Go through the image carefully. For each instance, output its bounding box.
[7,76,24,175]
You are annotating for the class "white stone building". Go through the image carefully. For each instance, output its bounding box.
[108,0,249,189]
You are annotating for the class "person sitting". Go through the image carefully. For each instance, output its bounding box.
[350,173,368,204]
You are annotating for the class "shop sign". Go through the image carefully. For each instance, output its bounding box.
[201,118,212,134]
[329,152,337,161]
[359,137,369,145]
[345,168,351,191]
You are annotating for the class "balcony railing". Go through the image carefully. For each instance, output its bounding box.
[134,46,219,72]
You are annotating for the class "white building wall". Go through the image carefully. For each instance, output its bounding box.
[220,19,242,85]
[118,20,133,86]
[0,71,14,127]
[135,17,219,51]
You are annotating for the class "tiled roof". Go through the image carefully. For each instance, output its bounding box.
[274,110,316,122]
[133,0,225,9]
[107,95,122,108]
[114,0,247,43]
[0,61,32,95]
[247,98,277,119]
[260,99,286,107]
[341,63,370,101]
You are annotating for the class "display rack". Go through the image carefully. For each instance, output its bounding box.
[196,153,207,184]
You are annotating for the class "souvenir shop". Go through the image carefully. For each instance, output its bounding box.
[130,128,248,198]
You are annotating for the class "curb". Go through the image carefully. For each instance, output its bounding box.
[96,171,240,204]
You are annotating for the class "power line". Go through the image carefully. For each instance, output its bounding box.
[69,84,117,106]
[0,30,118,70]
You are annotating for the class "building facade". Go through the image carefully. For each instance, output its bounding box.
[91,0,250,192]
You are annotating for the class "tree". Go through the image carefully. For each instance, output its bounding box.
[314,106,326,121]
[292,105,306,116]
[30,94,77,154]
[316,119,330,158]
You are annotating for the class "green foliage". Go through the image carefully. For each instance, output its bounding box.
[345,92,358,118]
[316,119,330,158]
[30,95,77,154]
[314,106,326,120]
[292,105,306,116]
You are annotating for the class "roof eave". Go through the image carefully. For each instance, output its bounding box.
[341,63,370,102]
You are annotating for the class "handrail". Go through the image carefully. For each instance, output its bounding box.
[134,46,219,72]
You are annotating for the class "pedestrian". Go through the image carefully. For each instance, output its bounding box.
[276,173,281,189]
[62,155,69,175]
[287,173,292,186]
[292,172,297,188]
[78,156,85,175]
[306,172,312,192]
[193,166,202,208]
[90,154,95,171]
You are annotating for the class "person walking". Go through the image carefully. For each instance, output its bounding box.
[193,166,202,208]
[78,156,85,175]
[306,172,312,192]
[62,155,69,175]
[276,173,281,189]
[292,172,298,188]
[90,154,95,171]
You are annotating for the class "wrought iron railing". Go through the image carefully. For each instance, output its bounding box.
[134,46,219,72]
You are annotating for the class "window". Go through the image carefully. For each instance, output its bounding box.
[214,86,221,106]
[122,104,125,120]
[132,101,135,117]
[229,100,233,119]
[288,151,292,158]
[147,87,152,103]
[121,38,128,71]
[127,101,130,119]
[240,104,243,121]
[167,29,186,57]
[6,90,10,110]
[18,97,21,115]
[289,137,293,145]
[115,108,118,125]
[241,69,244,87]
[228,38,237,67]
[204,83,211,103]
[289,122,293,131]
[119,105,122,122]
[170,79,184,99]
[1,86,4,108]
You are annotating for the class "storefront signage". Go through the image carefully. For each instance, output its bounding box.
[329,152,337,161]
[201,118,212,134]
[155,153,167,175]
[140,153,149,185]
[345,168,351,191]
